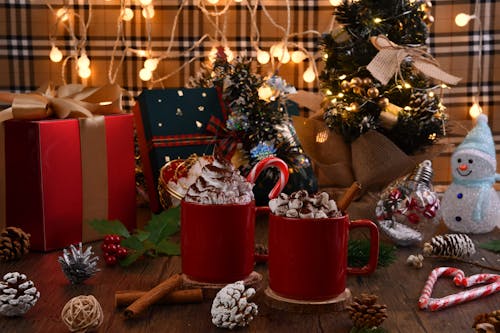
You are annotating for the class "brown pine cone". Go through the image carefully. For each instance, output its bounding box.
[473,310,500,333]
[347,293,388,329]
[0,227,31,262]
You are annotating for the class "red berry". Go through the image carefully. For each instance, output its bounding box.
[104,254,117,266]
[106,243,118,254]
[104,235,115,244]
[111,235,122,244]
[116,247,128,259]
[101,243,109,252]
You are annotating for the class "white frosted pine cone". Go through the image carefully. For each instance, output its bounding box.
[0,272,40,316]
[211,281,258,330]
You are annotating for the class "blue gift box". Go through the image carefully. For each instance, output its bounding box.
[134,88,226,212]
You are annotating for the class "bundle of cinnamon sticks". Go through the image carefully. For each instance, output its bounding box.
[119,273,203,319]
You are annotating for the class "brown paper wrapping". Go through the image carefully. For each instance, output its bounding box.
[0,123,5,231]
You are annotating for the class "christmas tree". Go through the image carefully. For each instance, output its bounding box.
[320,0,458,154]
[188,49,317,205]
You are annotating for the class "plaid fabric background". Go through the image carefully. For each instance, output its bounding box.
[0,0,498,183]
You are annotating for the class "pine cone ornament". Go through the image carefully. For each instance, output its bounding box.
[0,227,30,261]
[211,281,258,329]
[58,243,100,284]
[423,234,476,258]
[473,309,500,333]
[408,91,439,113]
[347,293,388,329]
[0,272,40,316]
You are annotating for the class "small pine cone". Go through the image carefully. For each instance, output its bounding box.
[0,227,31,262]
[0,272,40,316]
[347,293,388,329]
[408,91,439,113]
[211,281,258,329]
[473,310,500,333]
[423,234,475,258]
[58,243,100,284]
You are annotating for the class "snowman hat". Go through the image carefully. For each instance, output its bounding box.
[454,114,496,167]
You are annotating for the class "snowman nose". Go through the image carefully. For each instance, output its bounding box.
[459,164,468,171]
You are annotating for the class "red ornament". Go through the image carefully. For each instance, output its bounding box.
[407,213,420,224]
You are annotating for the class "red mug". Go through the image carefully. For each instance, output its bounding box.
[181,156,289,283]
[268,214,379,301]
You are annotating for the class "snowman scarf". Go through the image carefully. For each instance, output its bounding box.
[452,173,500,222]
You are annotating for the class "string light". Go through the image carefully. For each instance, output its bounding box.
[303,65,316,83]
[206,0,220,4]
[291,50,306,63]
[121,7,134,21]
[469,101,482,119]
[455,13,474,27]
[77,53,90,68]
[258,85,273,101]
[49,45,63,62]
[329,0,343,6]
[256,49,270,64]
[144,58,159,71]
[374,17,382,24]
[142,5,155,19]
[270,43,284,58]
[78,66,91,79]
[139,0,153,5]
[278,49,290,63]
[139,68,152,81]
[56,7,70,22]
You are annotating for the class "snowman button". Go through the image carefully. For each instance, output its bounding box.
[455,216,462,222]
[457,193,463,199]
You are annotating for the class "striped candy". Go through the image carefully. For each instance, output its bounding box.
[247,156,289,199]
[418,267,500,311]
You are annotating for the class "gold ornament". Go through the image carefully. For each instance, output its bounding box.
[378,97,389,109]
[340,80,350,92]
[349,102,360,113]
[424,14,434,25]
[350,77,362,88]
[352,87,364,95]
[362,77,373,87]
[367,87,379,98]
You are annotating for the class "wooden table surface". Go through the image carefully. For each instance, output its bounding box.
[1,216,499,333]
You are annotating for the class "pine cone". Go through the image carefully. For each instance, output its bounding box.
[347,293,388,329]
[211,281,258,329]
[408,91,439,113]
[0,272,40,316]
[58,243,100,284]
[423,234,475,258]
[473,310,500,333]
[0,227,31,262]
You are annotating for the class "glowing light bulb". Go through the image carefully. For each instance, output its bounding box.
[224,47,234,62]
[258,85,273,101]
[77,53,90,68]
[256,49,270,64]
[455,13,473,27]
[234,0,243,2]
[144,58,159,71]
[403,82,412,89]
[278,49,290,63]
[139,0,153,5]
[323,53,328,60]
[78,66,91,79]
[291,50,306,63]
[137,50,147,57]
[56,7,70,22]
[207,0,220,4]
[208,47,218,62]
[270,43,284,58]
[142,5,154,19]
[469,102,482,119]
[121,8,134,21]
[139,68,152,81]
[49,45,63,63]
[374,17,382,24]
[329,0,342,6]
[303,65,316,83]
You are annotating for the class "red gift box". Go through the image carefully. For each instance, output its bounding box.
[0,114,136,251]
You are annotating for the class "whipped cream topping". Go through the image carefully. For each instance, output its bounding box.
[184,158,254,205]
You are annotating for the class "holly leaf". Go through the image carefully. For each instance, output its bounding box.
[121,235,145,251]
[145,208,180,245]
[156,239,181,256]
[119,250,145,267]
[479,240,500,253]
[135,230,150,242]
[88,219,130,238]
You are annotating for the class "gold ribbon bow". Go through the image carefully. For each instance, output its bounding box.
[0,83,123,122]
[367,35,461,86]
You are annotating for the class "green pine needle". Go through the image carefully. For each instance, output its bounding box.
[479,240,500,253]
[350,327,388,333]
[348,239,396,269]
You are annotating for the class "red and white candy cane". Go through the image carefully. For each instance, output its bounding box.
[418,267,500,311]
[247,156,289,199]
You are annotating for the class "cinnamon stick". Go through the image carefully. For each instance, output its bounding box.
[337,181,362,212]
[124,273,183,319]
[116,288,203,308]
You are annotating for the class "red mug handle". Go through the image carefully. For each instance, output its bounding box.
[347,219,379,275]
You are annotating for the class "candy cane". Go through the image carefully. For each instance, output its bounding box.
[418,267,500,311]
[247,156,289,199]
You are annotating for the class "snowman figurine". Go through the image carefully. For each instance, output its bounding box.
[442,114,500,234]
